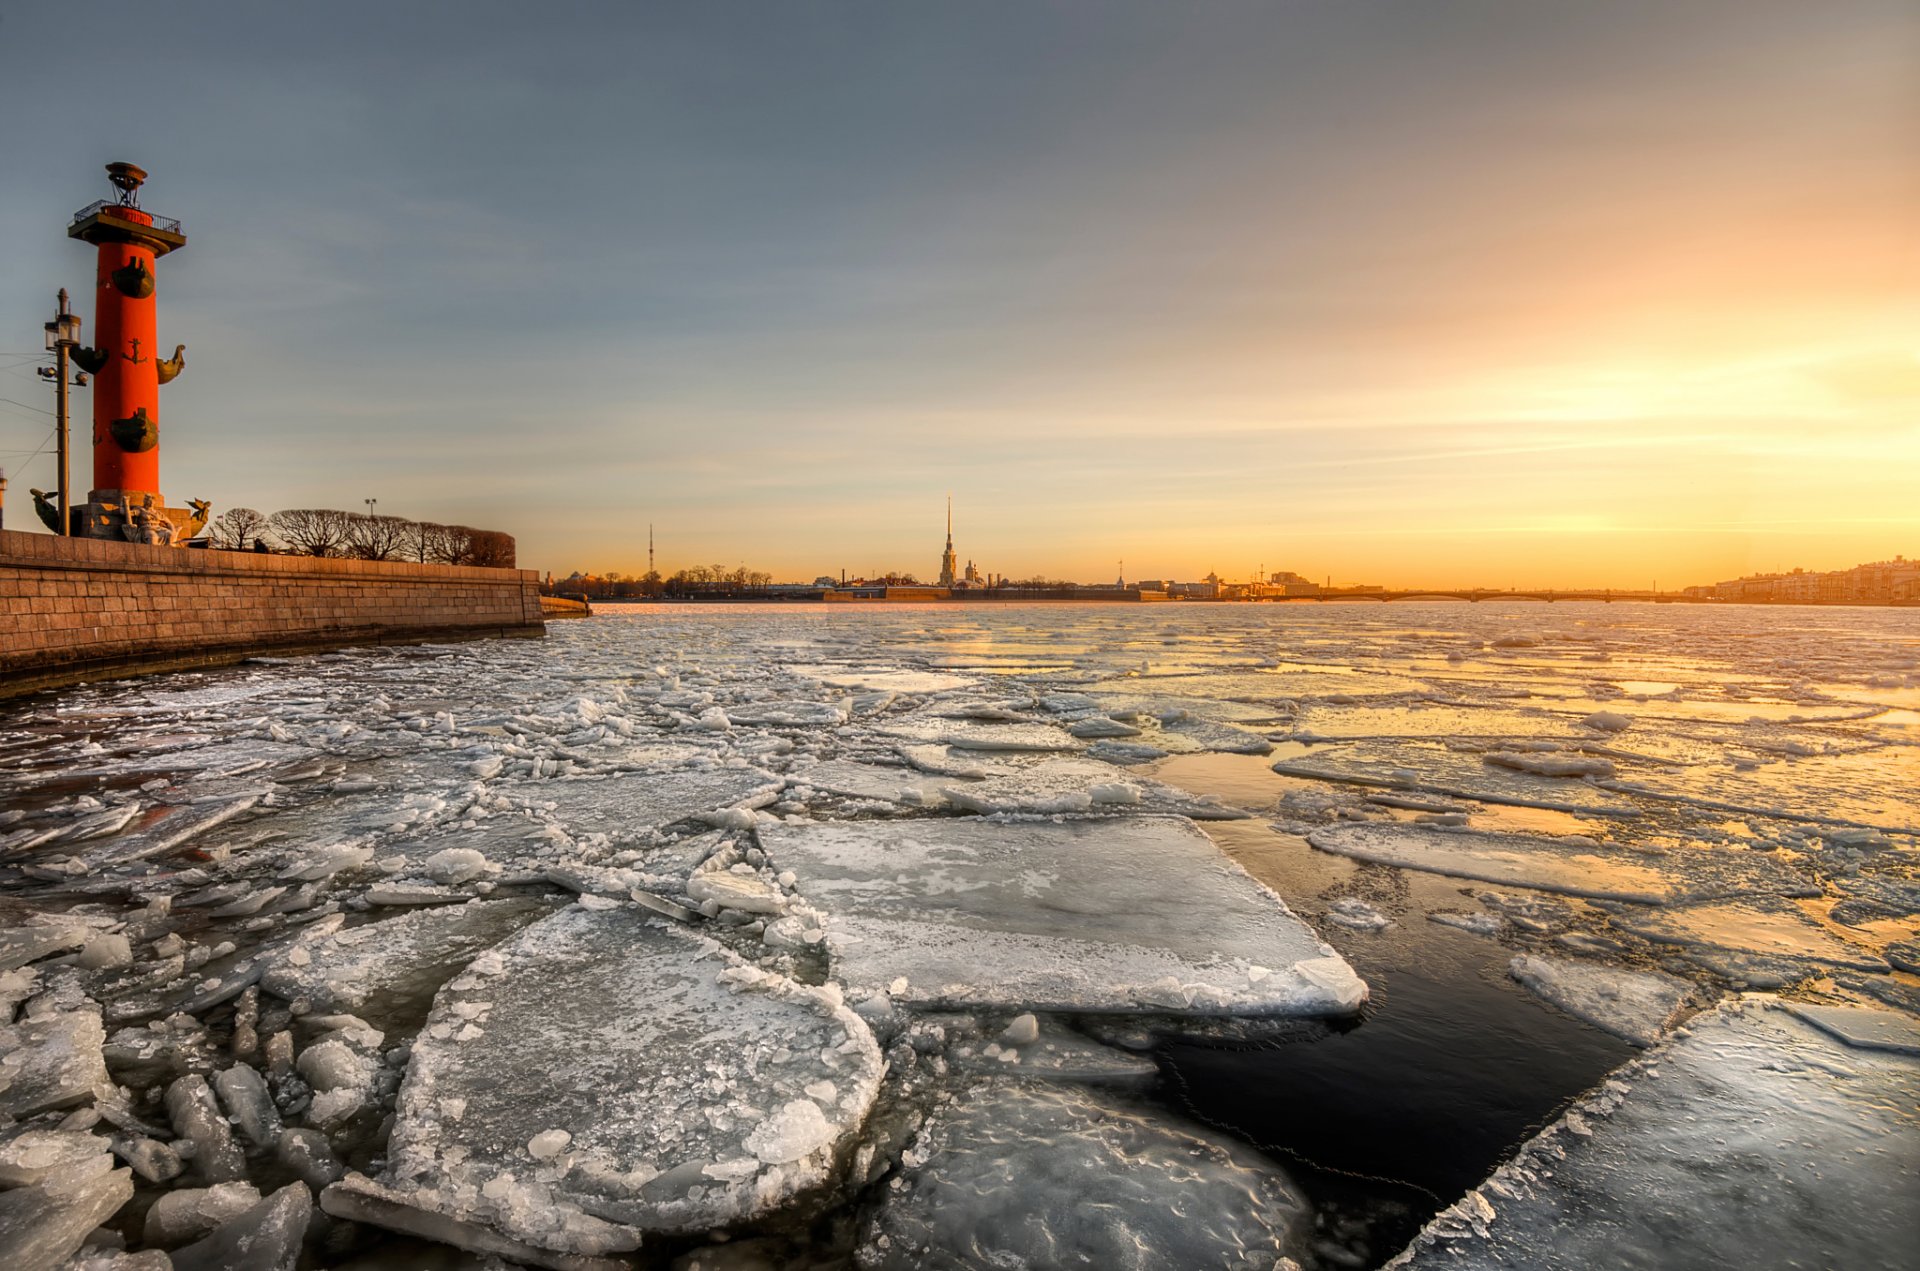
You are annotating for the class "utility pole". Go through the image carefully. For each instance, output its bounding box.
[364,497,377,517]
[38,290,85,535]
[649,523,655,577]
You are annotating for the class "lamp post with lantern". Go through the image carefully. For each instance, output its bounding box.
[37,289,86,535]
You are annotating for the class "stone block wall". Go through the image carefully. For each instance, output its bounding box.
[1,529,545,698]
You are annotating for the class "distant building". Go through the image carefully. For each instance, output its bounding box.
[937,497,958,588]
[1694,556,1918,604]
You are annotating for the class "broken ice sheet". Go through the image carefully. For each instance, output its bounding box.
[0,1009,110,1119]
[786,760,947,807]
[862,1082,1310,1270]
[1273,740,1640,816]
[1391,999,1920,1271]
[1780,1002,1920,1055]
[793,666,978,694]
[936,758,1250,820]
[757,816,1365,1017]
[872,712,1081,753]
[261,899,551,1028]
[338,905,882,1259]
[501,768,780,843]
[1507,955,1692,1047]
[1305,824,1817,906]
[1608,899,1891,972]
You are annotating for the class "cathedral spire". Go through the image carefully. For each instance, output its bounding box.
[939,494,958,587]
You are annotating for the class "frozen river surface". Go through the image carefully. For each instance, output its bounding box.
[1,602,1915,1270]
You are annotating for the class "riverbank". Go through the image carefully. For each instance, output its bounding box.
[0,529,545,698]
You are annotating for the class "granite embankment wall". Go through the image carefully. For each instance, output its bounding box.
[0,529,545,698]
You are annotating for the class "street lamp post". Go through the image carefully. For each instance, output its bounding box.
[38,290,85,535]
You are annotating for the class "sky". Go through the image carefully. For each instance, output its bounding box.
[1,1,1915,588]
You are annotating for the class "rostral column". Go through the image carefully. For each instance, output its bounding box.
[66,162,206,543]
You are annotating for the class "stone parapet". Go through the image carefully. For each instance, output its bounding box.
[0,529,545,698]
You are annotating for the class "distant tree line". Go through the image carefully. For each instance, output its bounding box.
[548,564,774,599]
[208,507,515,567]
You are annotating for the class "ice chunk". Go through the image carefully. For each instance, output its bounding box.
[1324,897,1392,932]
[423,847,490,885]
[168,1181,311,1271]
[211,1062,283,1148]
[0,1009,108,1119]
[321,1172,635,1271]
[947,1016,1158,1086]
[337,907,882,1256]
[113,1135,183,1183]
[1084,739,1172,765]
[874,715,1081,753]
[0,1129,109,1187]
[725,700,850,727]
[506,769,781,844]
[143,1181,262,1246]
[76,934,133,971]
[743,1099,833,1165]
[77,794,260,868]
[0,923,89,972]
[787,760,946,807]
[1306,824,1813,906]
[757,817,1365,1017]
[1609,900,1889,972]
[896,744,1011,779]
[936,759,1250,821]
[796,667,977,694]
[684,871,785,915]
[1066,716,1142,739]
[1581,711,1633,732]
[1483,751,1616,779]
[262,899,546,1026]
[1507,955,1691,1047]
[163,1075,247,1184]
[0,1167,133,1271]
[862,1083,1309,1268]
[1781,1002,1920,1056]
[1390,999,1920,1271]
[273,1127,344,1191]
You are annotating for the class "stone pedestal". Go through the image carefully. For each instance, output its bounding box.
[76,489,206,545]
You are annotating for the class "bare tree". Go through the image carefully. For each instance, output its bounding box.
[345,513,413,561]
[466,529,516,568]
[269,508,351,557]
[210,507,269,550]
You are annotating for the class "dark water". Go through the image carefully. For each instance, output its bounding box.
[1144,762,1638,1268]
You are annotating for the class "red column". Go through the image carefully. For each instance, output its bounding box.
[90,209,162,499]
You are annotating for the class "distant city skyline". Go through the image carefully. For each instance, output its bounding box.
[2,2,1915,587]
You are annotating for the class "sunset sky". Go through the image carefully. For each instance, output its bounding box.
[2,1,1915,587]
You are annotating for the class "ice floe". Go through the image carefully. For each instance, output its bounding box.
[757,816,1366,1016]
[1305,824,1817,906]
[1507,955,1692,1046]
[330,903,882,1260]
[859,1082,1310,1269]
[1391,998,1920,1271]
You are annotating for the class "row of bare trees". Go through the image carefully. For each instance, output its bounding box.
[208,507,515,567]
